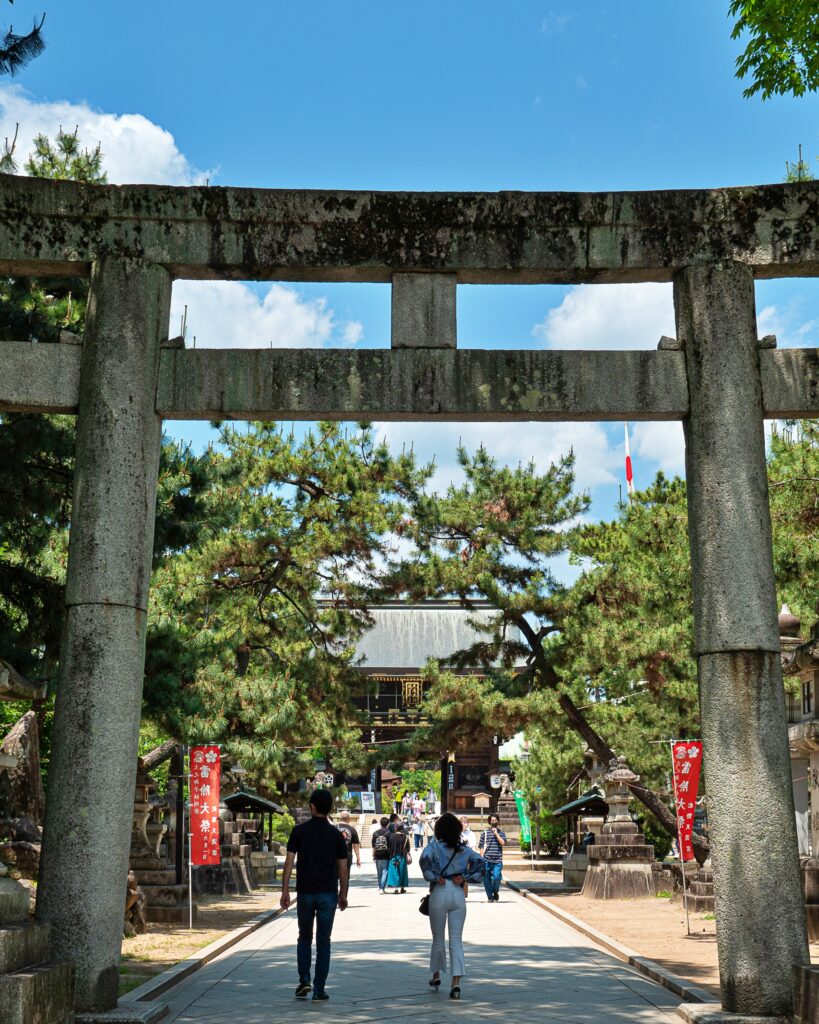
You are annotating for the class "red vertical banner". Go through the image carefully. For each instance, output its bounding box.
[671,740,703,861]
[190,745,221,865]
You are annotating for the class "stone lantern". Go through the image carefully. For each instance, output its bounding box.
[581,755,656,899]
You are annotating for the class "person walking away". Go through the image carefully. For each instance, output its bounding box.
[386,821,410,893]
[336,810,362,874]
[280,789,348,1001]
[412,816,424,850]
[478,813,506,902]
[420,811,485,1000]
[371,815,391,893]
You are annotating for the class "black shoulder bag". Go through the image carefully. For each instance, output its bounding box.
[419,846,458,916]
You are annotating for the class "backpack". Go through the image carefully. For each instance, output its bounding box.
[373,829,389,856]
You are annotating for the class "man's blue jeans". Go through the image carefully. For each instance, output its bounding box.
[296,892,337,993]
[483,860,503,899]
[376,858,390,891]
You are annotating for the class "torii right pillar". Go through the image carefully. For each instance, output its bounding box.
[676,261,808,1019]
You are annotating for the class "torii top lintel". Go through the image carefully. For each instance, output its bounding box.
[1,174,819,283]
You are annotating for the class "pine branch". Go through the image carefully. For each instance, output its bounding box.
[0,14,45,77]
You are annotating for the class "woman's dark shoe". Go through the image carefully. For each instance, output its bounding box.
[429,976,441,989]
[449,987,461,1000]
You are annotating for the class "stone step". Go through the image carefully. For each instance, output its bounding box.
[147,903,198,925]
[132,869,176,886]
[0,922,50,973]
[0,960,74,1024]
[686,894,715,913]
[688,881,713,896]
[695,869,713,883]
[140,883,189,908]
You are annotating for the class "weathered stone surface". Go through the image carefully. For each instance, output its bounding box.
[0,921,50,972]
[4,341,816,422]
[0,342,81,414]
[678,262,780,655]
[0,876,29,923]
[676,1004,790,1024]
[794,964,819,1024]
[679,261,808,1019]
[1,175,819,282]
[391,273,456,348]
[158,347,690,421]
[75,1001,167,1023]
[0,712,45,822]
[37,259,172,1014]
[63,260,170,610]
[0,959,74,1024]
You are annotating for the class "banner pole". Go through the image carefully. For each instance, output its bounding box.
[186,747,193,931]
[670,741,691,936]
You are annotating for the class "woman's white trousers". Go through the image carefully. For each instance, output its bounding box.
[428,880,466,978]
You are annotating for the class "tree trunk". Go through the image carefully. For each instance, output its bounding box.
[140,738,178,772]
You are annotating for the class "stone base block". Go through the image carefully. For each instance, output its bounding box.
[581,861,655,899]
[686,895,715,913]
[76,1001,167,1024]
[0,959,74,1024]
[0,921,50,972]
[146,904,197,925]
[794,963,819,1024]
[0,876,30,923]
[676,1004,790,1024]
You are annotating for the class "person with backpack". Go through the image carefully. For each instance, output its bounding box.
[371,815,391,893]
[336,810,361,875]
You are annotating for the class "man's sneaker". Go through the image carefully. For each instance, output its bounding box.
[312,991,329,1001]
[295,982,312,998]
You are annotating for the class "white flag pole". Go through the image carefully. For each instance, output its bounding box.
[670,741,691,936]
[624,423,635,500]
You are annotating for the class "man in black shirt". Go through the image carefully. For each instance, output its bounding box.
[281,790,348,1001]
[371,815,391,893]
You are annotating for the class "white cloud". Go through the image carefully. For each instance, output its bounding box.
[171,280,365,349]
[534,282,674,349]
[757,303,817,349]
[630,422,685,478]
[0,84,211,184]
[375,420,619,495]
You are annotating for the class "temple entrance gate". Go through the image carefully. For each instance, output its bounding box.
[1,175,819,1019]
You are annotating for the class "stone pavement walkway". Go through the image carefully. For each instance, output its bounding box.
[160,860,682,1024]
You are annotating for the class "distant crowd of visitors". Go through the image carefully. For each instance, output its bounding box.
[280,788,507,1002]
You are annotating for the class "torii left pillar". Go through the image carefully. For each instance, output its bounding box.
[36,258,171,1014]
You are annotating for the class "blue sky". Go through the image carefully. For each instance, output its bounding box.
[4,1,817,552]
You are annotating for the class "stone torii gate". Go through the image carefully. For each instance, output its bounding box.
[1,175,819,1021]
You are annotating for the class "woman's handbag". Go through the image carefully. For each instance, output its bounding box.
[418,846,458,916]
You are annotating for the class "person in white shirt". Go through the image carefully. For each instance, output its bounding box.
[459,816,477,849]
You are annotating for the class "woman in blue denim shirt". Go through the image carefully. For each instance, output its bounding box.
[419,812,486,1000]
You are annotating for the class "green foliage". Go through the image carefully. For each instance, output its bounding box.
[25,127,107,183]
[0,11,45,79]
[269,811,295,846]
[729,0,819,99]
[146,421,429,791]
[638,812,673,861]
[394,767,439,798]
[785,145,815,181]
